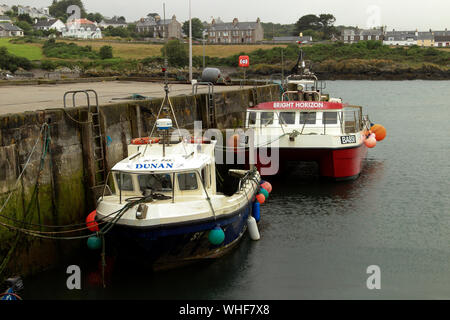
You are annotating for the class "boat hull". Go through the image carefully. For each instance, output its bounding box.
[105,201,254,270]
[252,143,368,180]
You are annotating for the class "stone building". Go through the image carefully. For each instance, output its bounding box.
[341,28,384,43]
[383,30,418,46]
[206,18,264,44]
[136,14,182,39]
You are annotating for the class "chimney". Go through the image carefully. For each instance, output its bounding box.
[256,17,260,23]
[232,18,238,26]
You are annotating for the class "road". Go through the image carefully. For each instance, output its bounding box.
[0,81,250,115]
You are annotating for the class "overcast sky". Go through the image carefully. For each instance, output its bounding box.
[2,0,449,30]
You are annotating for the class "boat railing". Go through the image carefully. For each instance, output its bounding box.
[341,107,364,134]
[282,90,321,102]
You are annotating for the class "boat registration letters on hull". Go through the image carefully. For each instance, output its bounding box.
[340,135,357,145]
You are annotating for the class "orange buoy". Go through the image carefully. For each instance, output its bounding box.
[131,137,160,145]
[364,134,377,148]
[256,193,266,205]
[370,124,386,141]
[86,210,99,232]
[261,181,272,193]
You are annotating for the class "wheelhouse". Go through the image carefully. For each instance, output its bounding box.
[246,102,365,135]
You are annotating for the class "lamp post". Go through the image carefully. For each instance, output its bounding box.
[189,0,193,82]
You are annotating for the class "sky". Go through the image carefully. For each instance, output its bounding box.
[2,0,449,31]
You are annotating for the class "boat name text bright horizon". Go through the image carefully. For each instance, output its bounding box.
[273,102,325,109]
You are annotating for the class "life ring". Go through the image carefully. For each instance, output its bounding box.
[131,137,160,145]
[190,137,211,144]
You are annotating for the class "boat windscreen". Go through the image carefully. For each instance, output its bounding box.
[300,112,317,125]
[279,112,296,125]
[138,174,173,194]
[178,172,198,191]
[323,112,338,124]
[248,112,257,125]
[261,112,274,126]
[117,173,133,191]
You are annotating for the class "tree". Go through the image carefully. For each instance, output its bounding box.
[318,14,337,38]
[17,13,33,24]
[294,14,337,40]
[294,14,321,34]
[49,0,87,21]
[182,18,204,39]
[87,12,103,23]
[161,39,188,67]
[99,46,113,59]
[15,21,33,35]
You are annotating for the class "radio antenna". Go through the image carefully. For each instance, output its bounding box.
[163,3,168,96]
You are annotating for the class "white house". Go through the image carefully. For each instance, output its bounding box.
[0,5,11,15]
[383,31,418,46]
[0,23,24,37]
[33,19,65,32]
[62,19,102,39]
[18,5,52,19]
[99,16,127,29]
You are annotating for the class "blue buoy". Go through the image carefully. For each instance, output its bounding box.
[252,201,261,222]
[87,235,102,250]
[208,226,225,246]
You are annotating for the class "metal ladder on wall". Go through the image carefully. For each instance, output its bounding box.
[63,90,106,188]
[192,82,215,128]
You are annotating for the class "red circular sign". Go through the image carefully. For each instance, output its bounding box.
[239,55,250,68]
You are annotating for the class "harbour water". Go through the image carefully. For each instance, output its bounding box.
[22,80,450,299]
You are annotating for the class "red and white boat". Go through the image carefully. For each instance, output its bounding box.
[242,52,384,180]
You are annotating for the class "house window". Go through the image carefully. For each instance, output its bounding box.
[367,35,372,40]
[376,36,379,40]
[350,36,354,41]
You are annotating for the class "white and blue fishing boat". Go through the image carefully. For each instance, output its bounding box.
[93,93,265,270]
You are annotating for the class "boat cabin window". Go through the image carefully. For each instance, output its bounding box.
[178,172,199,191]
[248,112,257,125]
[300,112,317,125]
[138,174,173,194]
[261,112,274,126]
[323,112,338,125]
[116,173,134,191]
[279,112,296,125]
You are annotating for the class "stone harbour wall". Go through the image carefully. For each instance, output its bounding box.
[0,84,279,280]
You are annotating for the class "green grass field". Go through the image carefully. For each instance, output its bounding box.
[0,38,44,60]
[56,40,287,59]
